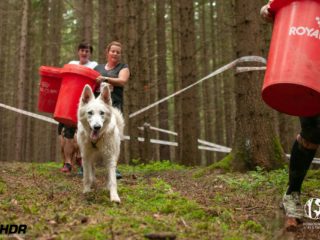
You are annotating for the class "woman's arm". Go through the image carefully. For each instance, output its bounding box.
[96,68,130,87]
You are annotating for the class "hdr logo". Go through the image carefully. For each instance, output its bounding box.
[0,224,27,235]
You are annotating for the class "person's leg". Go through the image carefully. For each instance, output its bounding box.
[287,135,317,194]
[59,135,65,161]
[58,123,65,164]
[73,132,83,175]
[60,126,76,173]
[283,116,320,219]
[64,139,75,164]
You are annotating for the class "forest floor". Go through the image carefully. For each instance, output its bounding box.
[0,160,320,239]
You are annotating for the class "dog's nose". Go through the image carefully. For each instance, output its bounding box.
[93,125,101,131]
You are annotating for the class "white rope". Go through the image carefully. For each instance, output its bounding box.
[138,125,178,136]
[236,66,267,73]
[197,139,231,151]
[122,135,178,146]
[129,55,267,118]
[198,145,231,153]
[1,102,320,164]
[0,103,58,125]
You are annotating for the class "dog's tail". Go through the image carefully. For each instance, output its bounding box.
[113,108,125,138]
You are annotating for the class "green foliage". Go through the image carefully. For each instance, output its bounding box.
[0,179,6,194]
[302,169,320,195]
[272,137,286,166]
[122,178,207,220]
[1,161,319,239]
[210,154,233,171]
[240,220,263,233]
[120,160,185,174]
[193,155,232,178]
[217,167,288,192]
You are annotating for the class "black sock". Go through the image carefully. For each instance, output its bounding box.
[287,140,316,194]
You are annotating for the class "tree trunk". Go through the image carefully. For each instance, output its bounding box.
[221,0,236,148]
[0,0,9,161]
[278,114,299,153]
[156,0,170,161]
[200,0,214,164]
[114,0,126,42]
[126,0,140,162]
[15,0,29,161]
[98,0,108,63]
[137,0,151,163]
[178,0,200,166]
[231,0,285,171]
[170,0,182,163]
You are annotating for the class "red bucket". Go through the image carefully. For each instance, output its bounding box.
[262,0,320,116]
[53,64,100,126]
[38,66,62,113]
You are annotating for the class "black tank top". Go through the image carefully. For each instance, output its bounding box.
[94,63,128,112]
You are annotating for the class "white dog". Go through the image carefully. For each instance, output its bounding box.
[77,83,124,203]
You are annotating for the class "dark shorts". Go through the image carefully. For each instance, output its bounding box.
[58,123,64,135]
[300,115,320,144]
[57,123,76,139]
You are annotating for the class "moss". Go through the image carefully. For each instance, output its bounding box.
[120,160,185,174]
[303,169,320,194]
[0,179,6,194]
[240,220,263,233]
[192,155,233,179]
[272,137,286,167]
[210,154,233,171]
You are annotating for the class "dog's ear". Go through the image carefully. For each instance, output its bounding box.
[100,83,112,105]
[81,85,94,104]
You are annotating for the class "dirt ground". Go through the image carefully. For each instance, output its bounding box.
[151,169,320,240]
[0,162,320,239]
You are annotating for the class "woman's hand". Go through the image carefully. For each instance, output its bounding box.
[96,76,109,83]
[260,4,274,22]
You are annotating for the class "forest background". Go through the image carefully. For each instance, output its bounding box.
[0,0,300,169]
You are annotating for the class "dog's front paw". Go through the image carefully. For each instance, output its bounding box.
[110,193,121,203]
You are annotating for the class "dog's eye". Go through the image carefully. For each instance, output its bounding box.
[100,111,105,116]
[87,111,93,116]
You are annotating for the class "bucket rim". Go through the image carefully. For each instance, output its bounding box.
[269,0,320,13]
[61,64,100,80]
[39,66,62,77]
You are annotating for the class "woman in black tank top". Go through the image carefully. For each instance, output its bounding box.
[95,41,130,112]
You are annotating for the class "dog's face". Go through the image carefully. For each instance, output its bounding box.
[78,83,113,142]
